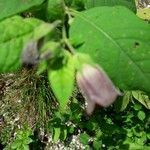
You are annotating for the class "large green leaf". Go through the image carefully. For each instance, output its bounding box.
[0,16,56,72]
[84,0,136,13]
[69,6,150,93]
[48,54,75,110]
[0,0,44,20]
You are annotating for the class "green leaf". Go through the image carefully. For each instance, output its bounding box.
[84,0,136,13]
[128,143,150,150]
[79,133,90,145]
[93,140,102,150]
[24,138,33,145]
[71,0,85,10]
[134,103,142,111]
[53,128,61,142]
[69,6,150,93]
[68,126,74,134]
[46,0,64,22]
[115,91,132,111]
[60,128,67,141]
[22,145,29,150]
[15,144,29,150]
[0,16,57,73]
[132,91,150,109]
[11,140,22,149]
[48,53,75,110]
[137,111,146,121]
[0,0,45,20]
[40,41,62,58]
[37,61,47,75]
[147,133,150,140]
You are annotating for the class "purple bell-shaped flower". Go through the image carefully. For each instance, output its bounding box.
[76,64,121,114]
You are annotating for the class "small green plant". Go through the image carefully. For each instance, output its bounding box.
[4,127,33,150]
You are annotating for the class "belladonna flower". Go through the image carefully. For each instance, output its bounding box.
[76,64,121,115]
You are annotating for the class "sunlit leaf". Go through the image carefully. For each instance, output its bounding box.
[48,53,75,110]
[53,128,61,142]
[0,0,45,20]
[70,6,150,93]
[137,111,146,121]
[132,91,150,109]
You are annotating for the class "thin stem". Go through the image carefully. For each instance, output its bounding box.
[62,25,75,54]
[66,8,79,17]
[61,3,76,55]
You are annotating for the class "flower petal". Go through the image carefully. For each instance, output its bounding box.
[76,64,121,114]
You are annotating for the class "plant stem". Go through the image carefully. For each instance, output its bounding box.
[62,17,76,54]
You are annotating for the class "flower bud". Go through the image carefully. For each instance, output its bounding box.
[21,40,40,66]
[76,64,121,114]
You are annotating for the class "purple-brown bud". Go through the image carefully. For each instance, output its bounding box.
[76,64,121,114]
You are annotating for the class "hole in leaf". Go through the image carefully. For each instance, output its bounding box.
[134,42,140,48]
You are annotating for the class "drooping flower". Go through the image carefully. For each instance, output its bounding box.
[76,64,121,114]
[21,40,40,66]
